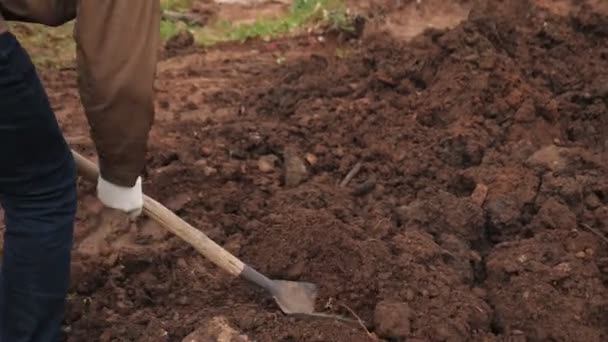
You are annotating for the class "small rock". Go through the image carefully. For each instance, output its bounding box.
[517,254,528,263]
[470,183,488,207]
[182,316,250,342]
[203,166,218,177]
[200,147,212,157]
[374,301,411,339]
[305,153,318,165]
[248,131,263,146]
[283,147,308,187]
[286,260,306,279]
[576,251,586,259]
[549,262,572,281]
[257,155,278,173]
[554,262,572,273]
[195,160,218,177]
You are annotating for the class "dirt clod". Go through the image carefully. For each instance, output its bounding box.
[165,30,195,53]
[373,301,412,339]
[257,155,278,173]
[283,147,308,187]
[165,193,192,212]
[182,316,250,342]
[471,183,489,207]
[526,145,569,172]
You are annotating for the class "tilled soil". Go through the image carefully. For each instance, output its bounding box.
[35,0,608,341]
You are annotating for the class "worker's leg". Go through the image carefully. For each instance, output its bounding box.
[0,31,77,341]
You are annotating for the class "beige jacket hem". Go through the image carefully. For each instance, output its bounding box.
[0,0,161,187]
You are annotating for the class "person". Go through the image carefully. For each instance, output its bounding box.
[0,1,160,340]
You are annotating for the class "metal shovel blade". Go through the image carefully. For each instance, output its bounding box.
[271,280,319,314]
[271,280,363,326]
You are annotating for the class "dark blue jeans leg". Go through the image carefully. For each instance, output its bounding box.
[0,32,77,342]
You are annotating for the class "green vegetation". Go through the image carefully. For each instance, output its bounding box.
[161,19,189,41]
[9,22,75,69]
[162,0,353,46]
[161,0,194,11]
[195,0,351,45]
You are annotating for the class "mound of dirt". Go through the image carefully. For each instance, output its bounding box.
[57,0,608,341]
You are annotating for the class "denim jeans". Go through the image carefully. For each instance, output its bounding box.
[0,31,76,341]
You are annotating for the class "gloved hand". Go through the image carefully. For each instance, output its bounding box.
[96,176,143,219]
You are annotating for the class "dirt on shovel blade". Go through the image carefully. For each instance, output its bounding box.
[10,0,608,341]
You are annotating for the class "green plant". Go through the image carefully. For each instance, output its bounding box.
[160,0,193,11]
[160,19,190,41]
[9,22,75,69]
[193,0,352,45]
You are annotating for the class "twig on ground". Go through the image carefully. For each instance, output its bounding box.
[339,303,378,341]
[580,223,608,244]
[340,162,362,187]
[162,10,202,25]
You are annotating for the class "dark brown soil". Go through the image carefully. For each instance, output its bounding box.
[35,0,608,341]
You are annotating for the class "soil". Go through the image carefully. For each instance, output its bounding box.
[10,0,608,341]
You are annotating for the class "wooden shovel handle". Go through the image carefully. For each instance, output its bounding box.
[70,150,248,277]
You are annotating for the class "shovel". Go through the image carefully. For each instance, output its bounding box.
[70,150,331,318]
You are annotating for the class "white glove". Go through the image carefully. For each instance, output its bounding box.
[97,176,144,218]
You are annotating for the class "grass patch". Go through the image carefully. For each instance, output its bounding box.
[161,0,194,11]
[161,20,189,41]
[227,0,349,40]
[9,22,75,69]
[191,0,352,46]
